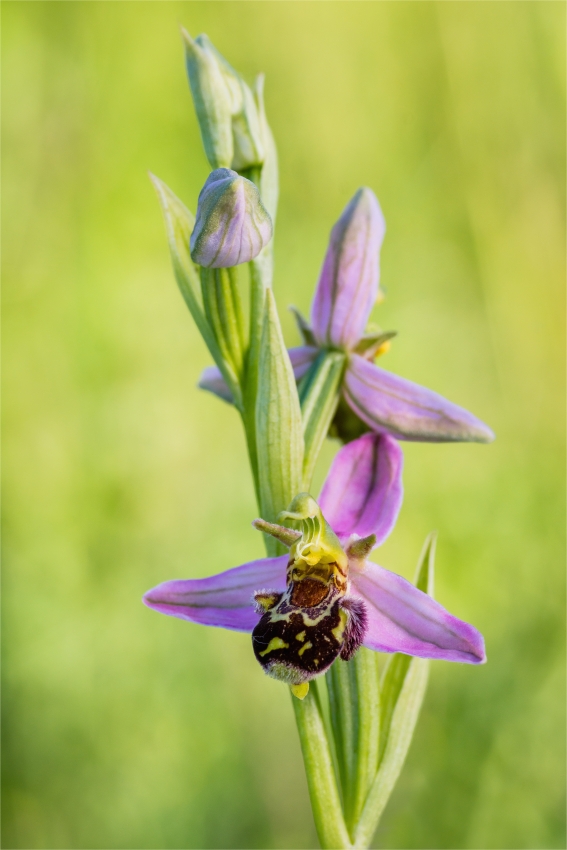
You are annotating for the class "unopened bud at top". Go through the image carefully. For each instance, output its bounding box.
[190,168,273,268]
[182,29,265,171]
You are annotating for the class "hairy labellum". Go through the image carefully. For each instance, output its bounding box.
[252,577,367,685]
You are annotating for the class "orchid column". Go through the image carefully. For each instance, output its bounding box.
[145,29,493,850]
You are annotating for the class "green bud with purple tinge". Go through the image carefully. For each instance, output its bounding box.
[190,168,273,268]
[182,29,265,172]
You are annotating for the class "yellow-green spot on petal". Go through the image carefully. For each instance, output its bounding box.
[298,641,313,657]
[291,682,309,700]
[259,637,289,657]
[332,608,349,643]
[295,631,306,642]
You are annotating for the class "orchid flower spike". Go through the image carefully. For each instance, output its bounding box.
[199,187,494,444]
[143,433,486,700]
[190,168,273,267]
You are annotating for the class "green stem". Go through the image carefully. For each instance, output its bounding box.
[292,689,352,850]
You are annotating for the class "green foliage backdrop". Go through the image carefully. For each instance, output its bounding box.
[2,2,565,848]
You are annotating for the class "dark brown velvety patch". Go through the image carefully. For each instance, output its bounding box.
[252,607,342,680]
[290,579,329,607]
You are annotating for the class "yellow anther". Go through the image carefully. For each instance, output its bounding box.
[374,340,391,359]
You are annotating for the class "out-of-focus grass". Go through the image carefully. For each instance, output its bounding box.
[2,3,565,848]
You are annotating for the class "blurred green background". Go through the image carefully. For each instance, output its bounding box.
[2,2,565,848]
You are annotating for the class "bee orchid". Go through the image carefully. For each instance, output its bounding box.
[143,433,485,699]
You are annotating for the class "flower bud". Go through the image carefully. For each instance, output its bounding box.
[190,168,273,267]
[182,29,265,171]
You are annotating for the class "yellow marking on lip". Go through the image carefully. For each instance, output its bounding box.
[331,609,348,643]
[259,637,289,657]
[295,631,306,642]
[298,641,313,657]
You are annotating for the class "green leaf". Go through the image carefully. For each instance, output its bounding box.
[292,688,352,850]
[352,533,436,849]
[349,649,381,833]
[327,649,381,837]
[149,174,242,409]
[326,659,357,818]
[255,289,304,554]
[299,351,346,489]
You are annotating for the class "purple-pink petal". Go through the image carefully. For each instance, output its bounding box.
[143,555,287,632]
[311,188,386,351]
[319,433,403,546]
[198,365,235,404]
[287,345,320,381]
[344,354,495,443]
[350,560,486,664]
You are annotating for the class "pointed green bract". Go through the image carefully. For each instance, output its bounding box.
[352,533,436,849]
[149,174,242,409]
[200,266,246,381]
[255,289,304,554]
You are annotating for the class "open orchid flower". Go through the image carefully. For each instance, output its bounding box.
[143,433,485,699]
[199,188,494,444]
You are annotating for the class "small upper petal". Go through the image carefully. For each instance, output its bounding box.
[311,188,386,351]
[319,433,403,546]
[143,555,287,632]
[344,354,495,443]
[350,560,486,664]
